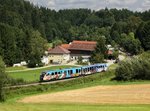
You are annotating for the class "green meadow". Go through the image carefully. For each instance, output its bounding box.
[6,66,28,71]
[2,64,150,111]
[0,103,150,111]
[7,65,75,82]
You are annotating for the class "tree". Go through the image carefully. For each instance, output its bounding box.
[136,21,150,50]
[52,38,63,48]
[121,32,142,55]
[95,37,107,54]
[115,52,150,81]
[84,14,103,27]
[0,23,16,66]
[90,53,104,64]
[27,30,47,68]
[90,37,107,63]
[77,56,83,64]
[0,56,7,102]
[126,16,142,33]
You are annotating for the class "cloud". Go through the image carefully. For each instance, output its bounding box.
[26,0,150,12]
[142,0,150,7]
[108,0,137,5]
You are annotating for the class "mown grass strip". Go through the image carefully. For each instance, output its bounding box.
[0,103,150,111]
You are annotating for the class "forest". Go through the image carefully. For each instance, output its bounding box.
[0,0,150,66]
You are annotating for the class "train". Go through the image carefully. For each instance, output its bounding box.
[40,63,108,82]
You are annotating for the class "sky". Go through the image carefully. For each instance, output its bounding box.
[26,0,150,12]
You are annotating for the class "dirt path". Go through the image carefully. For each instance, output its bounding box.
[20,84,150,104]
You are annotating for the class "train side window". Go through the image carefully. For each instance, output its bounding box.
[76,69,78,73]
[83,69,85,72]
[70,70,73,74]
[55,72,57,75]
[58,72,61,74]
[64,71,67,75]
[79,69,81,73]
[92,67,94,71]
[52,72,54,75]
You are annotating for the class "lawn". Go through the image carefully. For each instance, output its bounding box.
[0,103,150,111]
[7,65,76,82]
[6,66,28,71]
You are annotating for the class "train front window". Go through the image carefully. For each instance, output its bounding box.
[41,72,46,77]
[41,72,46,75]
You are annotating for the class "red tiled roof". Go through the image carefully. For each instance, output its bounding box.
[68,40,97,51]
[61,44,70,49]
[72,40,97,44]
[48,46,70,54]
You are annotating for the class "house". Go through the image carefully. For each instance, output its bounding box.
[47,40,97,64]
[48,46,70,64]
[68,40,97,61]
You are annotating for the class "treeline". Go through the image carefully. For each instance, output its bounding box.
[0,0,150,66]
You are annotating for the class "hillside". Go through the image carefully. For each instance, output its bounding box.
[0,0,150,66]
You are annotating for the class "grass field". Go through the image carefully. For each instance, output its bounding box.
[0,103,150,111]
[7,65,75,82]
[6,66,28,71]
[2,64,150,111]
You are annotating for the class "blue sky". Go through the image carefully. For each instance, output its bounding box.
[26,0,150,12]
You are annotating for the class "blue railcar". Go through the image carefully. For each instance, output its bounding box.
[40,63,108,82]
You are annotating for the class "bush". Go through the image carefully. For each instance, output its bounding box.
[7,78,26,86]
[115,52,150,81]
[38,63,44,67]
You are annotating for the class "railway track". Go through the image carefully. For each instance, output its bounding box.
[7,75,87,89]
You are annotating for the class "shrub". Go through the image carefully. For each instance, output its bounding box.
[7,78,26,86]
[115,52,150,81]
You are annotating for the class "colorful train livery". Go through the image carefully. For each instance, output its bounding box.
[40,63,107,82]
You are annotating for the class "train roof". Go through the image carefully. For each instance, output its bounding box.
[43,66,79,73]
[42,63,107,73]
